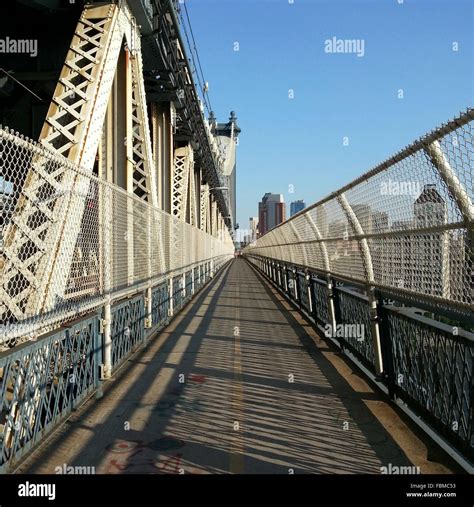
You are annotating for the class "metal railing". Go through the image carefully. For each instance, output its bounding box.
[249,257,473,465]
[0,314,99,472]
[0,127,234,348]
[244,108,473,468]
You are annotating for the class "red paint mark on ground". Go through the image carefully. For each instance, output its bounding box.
[158,453,183,474]
[106,440,143,454]
[188,374,206,383]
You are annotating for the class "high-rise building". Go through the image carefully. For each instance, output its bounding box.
[290,200,306,217]
[258,193,286,236]
[380,184,449,298]
[413,183,449,298]
[249,217,258,242]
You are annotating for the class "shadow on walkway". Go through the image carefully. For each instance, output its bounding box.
[18,259,449,474]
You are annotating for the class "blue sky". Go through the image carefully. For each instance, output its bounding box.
[185,0,473,232]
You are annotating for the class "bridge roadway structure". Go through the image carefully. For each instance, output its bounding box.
[16,259,453,474]
[0,0,472,477]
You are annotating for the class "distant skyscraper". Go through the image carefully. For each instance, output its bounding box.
[249,217,258,242]
[381,183,449,297]
[413,183,449,298]
[290,200,306,217]
[258,193,286,236]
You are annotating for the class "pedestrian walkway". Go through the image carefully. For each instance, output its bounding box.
[18,259,452,474]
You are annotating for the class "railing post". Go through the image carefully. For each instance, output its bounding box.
[145,286,152,329]
[377,295,396,399]
[337,193,384,376]
[191,267,195,295]
[289,266,294,299]
[368,288,383,376]
[306,270,313,314]
[103,295,112,379]
[168,276,174,317]
[327,276,338,332]
[94,309,102,389]
[293,268,298,301]
[309,276,317,321]
[331,281,345,349]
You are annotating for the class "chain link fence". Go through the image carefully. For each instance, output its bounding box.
[244,108,473,314]
[0,127,234,348]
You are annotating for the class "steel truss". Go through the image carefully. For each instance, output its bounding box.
[0,1,234,342]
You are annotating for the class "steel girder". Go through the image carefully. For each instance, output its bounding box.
[131,0,233,231]
[172,145,193,222]
[200,183,210,232]
[0,2,158,323]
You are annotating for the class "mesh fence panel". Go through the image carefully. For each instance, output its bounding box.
[0,127,234,348]
[245,109,473,313]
